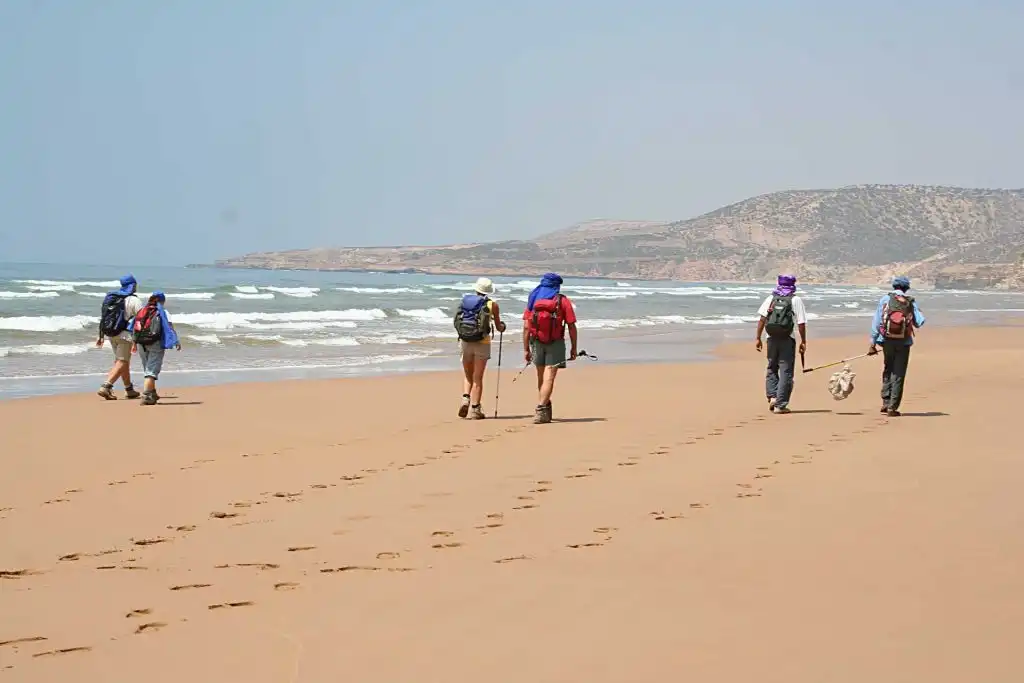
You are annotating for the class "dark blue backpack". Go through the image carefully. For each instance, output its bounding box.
[453,294,491,342]
[99,293,129,336]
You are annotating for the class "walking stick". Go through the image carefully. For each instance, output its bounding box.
[802,352,874,374]
[493,330,503,418]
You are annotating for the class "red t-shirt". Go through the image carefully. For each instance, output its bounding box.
[522,294,577,334]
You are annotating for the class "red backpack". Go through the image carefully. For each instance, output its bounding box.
[530,295,566,344]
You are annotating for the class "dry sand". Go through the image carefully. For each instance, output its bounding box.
[2,327,1023,682]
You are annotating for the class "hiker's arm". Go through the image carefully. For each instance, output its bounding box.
[492,302,506,333]
[755,317,766,341]
[913,302,926,328]
[568,323,578,357]
[522,317,531,362]
[797,322,807,352]
[868,297,884,352]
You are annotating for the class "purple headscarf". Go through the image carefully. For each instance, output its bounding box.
[772,274,797,297]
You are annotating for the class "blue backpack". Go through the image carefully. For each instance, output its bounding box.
[454,294,491,342]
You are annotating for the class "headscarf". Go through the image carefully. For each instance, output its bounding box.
[892,276,911,291]
[148,291,180,349]
[527,273,563,311]
[113,274,137,297]
[772,274,797,297]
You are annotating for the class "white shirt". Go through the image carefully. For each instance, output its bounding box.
[757,294,807,339]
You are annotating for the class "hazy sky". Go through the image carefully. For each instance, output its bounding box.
[1,1,1022,266]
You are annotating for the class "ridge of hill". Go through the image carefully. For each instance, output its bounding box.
[214,185,1024,289]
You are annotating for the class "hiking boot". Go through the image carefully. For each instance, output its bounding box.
[534,404,552,424]
[97,384,116,400]
[880,405,889,414]
[140,392,158,406]
[458,396,470,418]
[768,397,777,411]
[773,406,791,414]
[469,405,486,420]
[886,409,901,417]
[124,387,141,400]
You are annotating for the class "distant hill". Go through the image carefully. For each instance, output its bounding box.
[214,185,1024,289]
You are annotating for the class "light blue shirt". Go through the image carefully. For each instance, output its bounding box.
[870,292,926,346]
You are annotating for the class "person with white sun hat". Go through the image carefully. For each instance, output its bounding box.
[452,277,506,419]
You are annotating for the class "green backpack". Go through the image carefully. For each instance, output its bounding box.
[764,295,795,337]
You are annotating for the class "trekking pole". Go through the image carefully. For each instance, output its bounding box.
[511,362,530,383]
[493,331,503,418]
[802,352,874,374]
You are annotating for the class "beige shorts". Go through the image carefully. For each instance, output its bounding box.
[460,340,492,362]
[109,335,133,362]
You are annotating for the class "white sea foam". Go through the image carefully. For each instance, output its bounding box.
[393,307,450,322]
[264,286,319,298]
[336,286,426,294]
[281,336,361,347]
[172,309,384,331]
[172,292,217,300]
[14,279,119,288]
[0,291,60,299]
[234,285,259,294]
[3,343,93,356]
[187,334,223,344]
[0,314,95,332]
[229,292,275,300]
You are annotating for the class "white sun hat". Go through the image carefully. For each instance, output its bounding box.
[474,277,495,295]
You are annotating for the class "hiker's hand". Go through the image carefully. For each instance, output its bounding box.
[524,349,532,364]
[868,344,878,356]
[175,343,182,351]
[95,338,104,348]
[131,344,137,354]
[497,321,506,333]
[799,341,806,355]
[755,338,762,352]
[569,347,577,361]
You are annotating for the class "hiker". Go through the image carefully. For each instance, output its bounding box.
[523,273,578,424]
[868,276,926,417]
[95,274,145,400]
[129,291,181,406]
[454,277,506,419]
[754,274,808,414]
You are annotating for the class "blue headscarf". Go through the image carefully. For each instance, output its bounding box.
[113,274,137,297]
[892,276,911,291]
[149,291,180,349]
[527,273,563,311]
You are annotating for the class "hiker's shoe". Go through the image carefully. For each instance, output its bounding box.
[124,388,141,400]
[469,405,486,420]
[97,385,116,400]
[768,397,777,411]
[773,406,791,414]
[886,409,901,417]
[458,403,469,418]
[533,404,551,424]
[880,405,889,413]
[140,392,158,406]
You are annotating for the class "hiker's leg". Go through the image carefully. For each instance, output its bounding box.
[140,345,164,403]
[889,344,911,411]
[104,360,126,387]
[775,337,796,409]
[881,342,897,408]
[765,337,781,400]
[539,366,559,406]
[470,358,488,406]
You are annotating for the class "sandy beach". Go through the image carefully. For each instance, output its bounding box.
[2,326,1023,682]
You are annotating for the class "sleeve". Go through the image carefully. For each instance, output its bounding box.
[912,300,926,328]
[561,296,577,324]
[756,296,771,318]
[869,296,885,343]
[522,307,531,322]
[792,297,808,325]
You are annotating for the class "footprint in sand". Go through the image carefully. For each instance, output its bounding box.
[214,562,279,571]
[755,472,774,479]
[32,647,92,658]
[134,622,167,634]
[376,552,401,560]
[208,601,254,610]
[272,492,303,500]
[431,530,454,538]
[43,498,70,505]
[516,495,535,501]
[494,555,530,564]
[210,511,239,519]
[512,504,537,510]
[1,568,42,579]
[650,511,684,521]
[287,546,316,553]
[689,502,708,509]
[273,582,300,591]
[431,542,463,550]
[0,636,47,647]
[529,487,551,494]
[340,475,364,482]
[565,473,590,479]
[617,461,638,467]
[125,609,152,618]
[310,484,329,489]
[486,513,504,520]
[566,542,604,549]
[170,583,211,591]
[475,522,504,531]
[737,491,763,498]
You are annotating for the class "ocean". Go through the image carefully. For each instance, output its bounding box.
[2,262,1023,399]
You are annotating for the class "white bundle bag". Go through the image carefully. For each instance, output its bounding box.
[827,364,856,400]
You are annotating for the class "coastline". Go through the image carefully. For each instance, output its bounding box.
[3,326,1023,681]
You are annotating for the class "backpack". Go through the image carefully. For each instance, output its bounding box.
[99,293,130,337]
[454,294,491,343]
[530,295,566,344]
[764,295,795,337]
[131,304,163,346]
[879,292,915,340]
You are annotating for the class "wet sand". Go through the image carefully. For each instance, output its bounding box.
[2,327,1023,682]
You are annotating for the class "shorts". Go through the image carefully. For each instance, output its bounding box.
[530,339,567,369]
[138,344,166,380]
[109,335,133,362]
[460,340,491,362]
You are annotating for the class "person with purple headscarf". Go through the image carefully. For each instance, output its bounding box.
[754,274,808,414]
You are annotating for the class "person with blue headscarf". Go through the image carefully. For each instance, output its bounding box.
[95,274,144,400]
[129,291,182,405]
[869,276,926,416]
[522,273,578,423]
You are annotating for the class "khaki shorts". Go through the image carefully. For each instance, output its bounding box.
[109,335,133,362]
[460,340,491,362]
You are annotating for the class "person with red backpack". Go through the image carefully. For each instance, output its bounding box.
[129,291,181,406]
[868,276,926,417]
[523,273,578,424]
